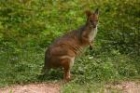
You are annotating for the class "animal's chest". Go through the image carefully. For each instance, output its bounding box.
[88,28,97,42]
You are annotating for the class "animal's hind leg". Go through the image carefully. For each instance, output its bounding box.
[64,65,70,81]
[61,57,71,81]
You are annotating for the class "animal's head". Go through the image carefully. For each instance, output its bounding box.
[85,8,99,28]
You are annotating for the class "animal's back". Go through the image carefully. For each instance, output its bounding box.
[43,30,82,70]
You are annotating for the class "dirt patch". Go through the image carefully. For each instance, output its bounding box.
[106,81,140,93]
[0,81,140,93]
[0,83,60,93]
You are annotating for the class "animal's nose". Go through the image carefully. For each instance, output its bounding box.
[92,22,97,28]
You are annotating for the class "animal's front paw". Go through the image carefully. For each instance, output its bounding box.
[89,46,93,50]
[64,77,71,82]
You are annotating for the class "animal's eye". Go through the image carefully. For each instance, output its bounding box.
[90,20,92,23]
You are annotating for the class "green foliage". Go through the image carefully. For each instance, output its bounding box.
[0,0,139,54]
[97,0,140,55]
[0,0,139,88]
[71,53,139,84]
[61,82,104,93]
[61,81,123,93]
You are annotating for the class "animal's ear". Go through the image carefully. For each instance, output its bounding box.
[94,8,99,15]
[85,10,92,17]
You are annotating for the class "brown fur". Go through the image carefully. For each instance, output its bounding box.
[42,9,99,81]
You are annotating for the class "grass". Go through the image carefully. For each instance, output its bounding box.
[61,81,123,93]
[0,45,139,93]
[0,46,139,88]
[61,82,105,93]
[0,47,43,87]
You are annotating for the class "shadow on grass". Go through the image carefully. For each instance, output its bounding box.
[37,69,63,82]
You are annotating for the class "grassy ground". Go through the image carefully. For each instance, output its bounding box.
[61,80,140,93]
[0,48,43,87]
[61,82,116,93]
[0,47,139,91]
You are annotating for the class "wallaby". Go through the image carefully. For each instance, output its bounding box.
[42,8,99,81]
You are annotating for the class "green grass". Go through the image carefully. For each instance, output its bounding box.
[61,82,124,93]
[0,49,42,87]
[0,47,139,88]
[61,82,106,93]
